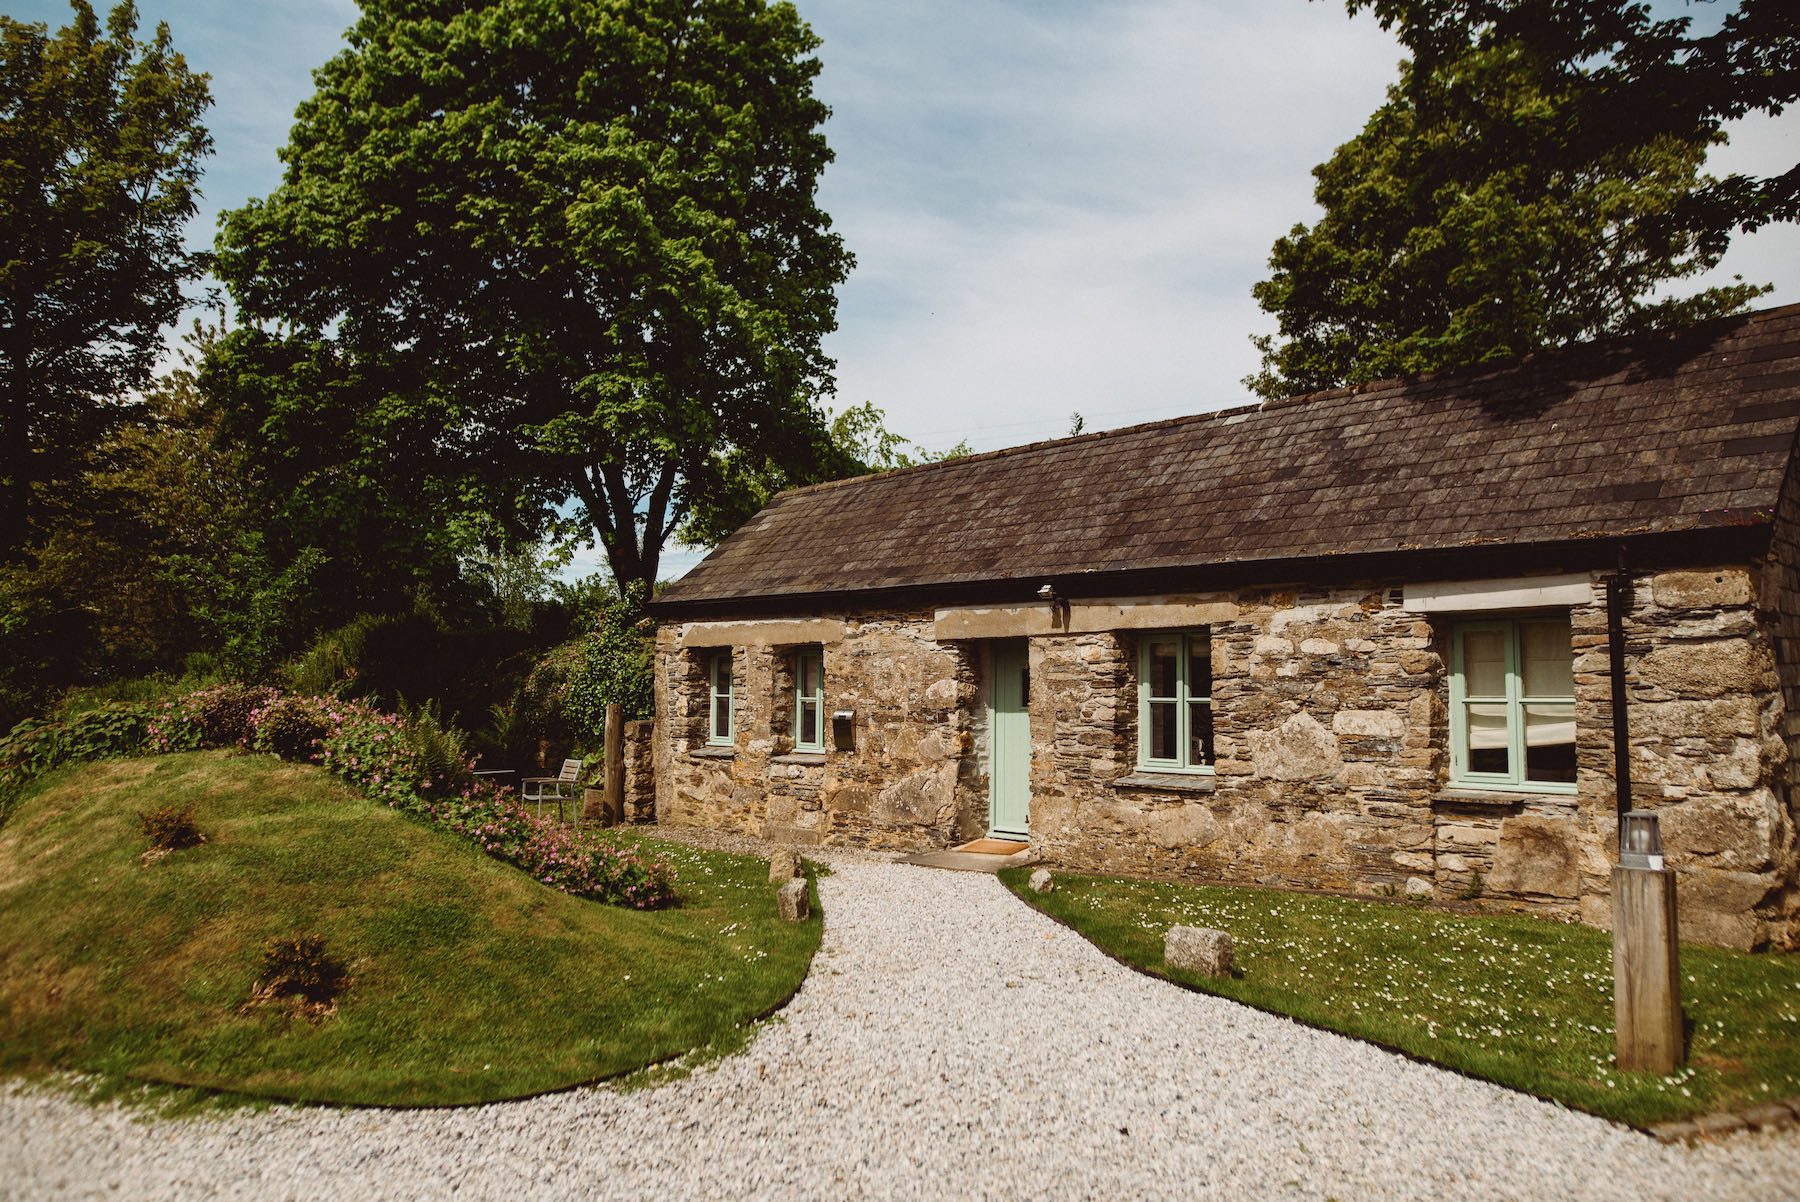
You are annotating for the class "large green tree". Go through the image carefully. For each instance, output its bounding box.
[216,0,853,593]
[0,1,212,551]
[1248,0,1799,398]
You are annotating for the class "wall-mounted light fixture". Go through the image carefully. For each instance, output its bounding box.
[1037,582,1069,629]
[831,709,855,752]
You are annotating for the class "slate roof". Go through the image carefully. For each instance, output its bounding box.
[656,304,1800,611]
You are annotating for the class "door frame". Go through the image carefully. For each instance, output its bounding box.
[986,639,1030,839]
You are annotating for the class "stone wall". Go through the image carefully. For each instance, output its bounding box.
[654,562,1800,949]
[653,610,985,849]
[623,719,656,823]
[1031,587,1442,896]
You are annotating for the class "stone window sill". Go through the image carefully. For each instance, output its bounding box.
[1430,789,1532,810]
[771,752,826,766]
[1110,771,1216,796]
[689,746,735,761]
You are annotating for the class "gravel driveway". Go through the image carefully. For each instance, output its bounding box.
[4,858,1797,1202]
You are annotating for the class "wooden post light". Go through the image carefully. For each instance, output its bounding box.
[1612,811,1684,1073]
[603,703,625,827]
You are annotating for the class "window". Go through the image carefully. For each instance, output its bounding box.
[793,647,825,752]
[708,651,734,745]
[1138,630,1213,772]
[1449,615,1575,792]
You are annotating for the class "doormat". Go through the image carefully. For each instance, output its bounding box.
[952,838,1030,856]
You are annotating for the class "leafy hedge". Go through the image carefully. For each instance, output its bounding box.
[1,686,675,909]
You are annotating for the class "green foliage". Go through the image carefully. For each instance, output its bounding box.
[394,698,469,784]
[197,328,475,634]
[0,337,317,708]
[282,613,401,698]
[137,801,203,852]
[254,933,348,1009]
[0,753,812,1104]
[214,0,854,593]
[54,673,217,719]
[566,583,656,740]
[0,1,213,552]
[0,702,157,820]
[828,402,974,473]
[1003,867,1800,1126]
[1248,0,1797,398]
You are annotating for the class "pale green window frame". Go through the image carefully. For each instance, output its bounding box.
[793,647,825,752]
[707,651,734,746]
[1137,629,1214,773]
[1448,616,1577,794]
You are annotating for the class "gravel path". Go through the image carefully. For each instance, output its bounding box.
[4,859,1797,1202]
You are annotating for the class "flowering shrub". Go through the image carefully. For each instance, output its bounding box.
[147,683,280,752]
[249,693,335,761]
[420,790,675,910]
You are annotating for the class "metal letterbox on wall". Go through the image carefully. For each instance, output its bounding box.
[831,709,854,751]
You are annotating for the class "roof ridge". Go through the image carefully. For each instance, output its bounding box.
[768,401,1264,502]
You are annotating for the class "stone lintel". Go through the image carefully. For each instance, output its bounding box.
[932,604,1051,640]
[933,594,1241,640]
[678,617,847,648]
[1401,573,1594,614]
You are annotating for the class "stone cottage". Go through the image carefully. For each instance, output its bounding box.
[648,305,1800,950]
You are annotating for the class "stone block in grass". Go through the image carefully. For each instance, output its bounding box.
[1165,925,1234,978]
[777,877,809,922]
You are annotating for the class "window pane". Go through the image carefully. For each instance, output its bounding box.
[1149,700,1177,761]
[800,700,819,747]
[1148,640,1179,698]
[1521,619,1573,699]
[799,651,821,695]
[714,655,730,694]
[1524,703,1576,783]
[1461,629,1508,697]
[1188,701,1213,767]
[713,693,730,739]
[1186,633,1211,700]
[1464,702,1510,774]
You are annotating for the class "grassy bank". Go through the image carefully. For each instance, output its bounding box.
[0,752,819,1106]
[999,867,1799,1126]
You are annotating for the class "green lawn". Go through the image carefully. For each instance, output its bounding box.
[999,866,1800,1127]
[0,751,820,1106]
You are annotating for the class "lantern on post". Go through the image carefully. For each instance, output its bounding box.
[1612,810,1683,1073]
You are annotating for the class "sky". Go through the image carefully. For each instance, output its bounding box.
[9,0,1798,579]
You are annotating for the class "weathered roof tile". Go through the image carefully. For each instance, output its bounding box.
[658,306,1800,608]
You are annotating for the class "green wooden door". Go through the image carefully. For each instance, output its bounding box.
[988,640,1030,839]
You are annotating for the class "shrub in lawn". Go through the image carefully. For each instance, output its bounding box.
[138,801,205,851]
[253,933,348,1014]
[249,693,334,761]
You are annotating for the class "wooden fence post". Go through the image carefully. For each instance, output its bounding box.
[603,703,625,826]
